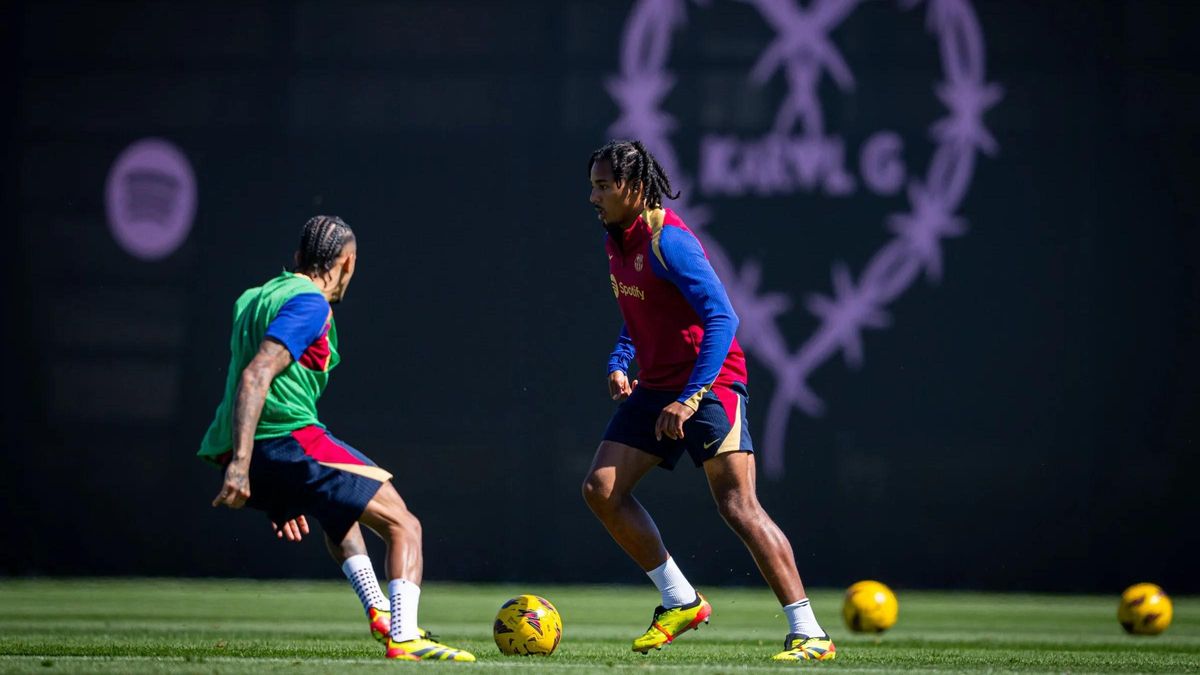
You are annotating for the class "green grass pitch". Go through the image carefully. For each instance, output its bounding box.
[1,579,1197,673]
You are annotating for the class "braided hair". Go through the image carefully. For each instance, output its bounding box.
[295,215,354,275]
[588,140,680,209]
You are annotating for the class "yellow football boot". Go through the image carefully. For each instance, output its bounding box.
[772,633,837,661]
[368,606,390,642]
[366,607,436,644]
[385,636,475,662]
[632,593,712,653]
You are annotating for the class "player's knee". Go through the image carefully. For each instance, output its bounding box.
[327,533,365,561]
[385,509,421,545]
[581,473,616,514]
[715,492,760,528]
[401,510,422,540]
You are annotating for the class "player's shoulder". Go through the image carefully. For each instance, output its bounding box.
[657,210,702,250]
[232,285,263,315]
[235,286,260,304]
[264,272,327,308]
[658,209,699,245]
[661,207,689,231]
[648,210,709,276]
[232,273,325,317]
[272,271,320,294]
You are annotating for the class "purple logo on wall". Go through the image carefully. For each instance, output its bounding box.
[608,0,1003,477]
[105,138,197,261]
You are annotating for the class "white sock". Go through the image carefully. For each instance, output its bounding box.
[341,555,389,613]
[388,579,421,642]
[646,556,697,608]
[783,598,825,637]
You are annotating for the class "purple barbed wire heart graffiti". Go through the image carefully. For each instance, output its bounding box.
[607,0,1002,478]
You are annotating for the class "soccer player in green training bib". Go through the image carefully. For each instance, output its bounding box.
[199,216,473,662]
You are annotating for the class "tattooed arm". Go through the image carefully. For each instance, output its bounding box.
[211,339,293,509]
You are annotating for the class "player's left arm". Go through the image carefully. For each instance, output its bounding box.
[652,226,740,440]
[212,339,293,509]
[213,294,330,510]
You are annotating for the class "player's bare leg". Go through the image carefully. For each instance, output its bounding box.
[583,441,711,652]
[358,481,423,584]
[325,522,368,562]
[581,441,667,570]
[357,481,473,661]
[704,451,835,661]
[703,451,804,603]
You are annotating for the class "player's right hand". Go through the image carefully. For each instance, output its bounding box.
[212,461,251,509]
[608,371,638,401]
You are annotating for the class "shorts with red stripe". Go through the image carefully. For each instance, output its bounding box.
[235,425,392,542]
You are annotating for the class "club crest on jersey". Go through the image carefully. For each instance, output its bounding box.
[634,253,645,272]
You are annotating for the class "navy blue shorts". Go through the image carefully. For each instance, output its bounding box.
[233,426,392,542]
[602,382,754,470]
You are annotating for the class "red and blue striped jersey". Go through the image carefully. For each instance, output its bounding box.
[605,207,747,409]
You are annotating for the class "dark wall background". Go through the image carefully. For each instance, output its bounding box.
[2,0,1197,593]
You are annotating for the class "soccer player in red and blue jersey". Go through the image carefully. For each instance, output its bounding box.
[201,216,473,662]
[582,141,837,662]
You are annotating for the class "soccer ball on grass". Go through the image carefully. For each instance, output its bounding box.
[1118,583,1172,635]
[842,580,898,633]
[493,594,562,655]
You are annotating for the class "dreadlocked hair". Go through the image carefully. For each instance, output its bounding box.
[588,139,680,209]
[295,215,354,274]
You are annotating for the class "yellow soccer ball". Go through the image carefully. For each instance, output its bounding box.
[493,594,563,655]
[1118,583,1173,635]
[843,580,899,633]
